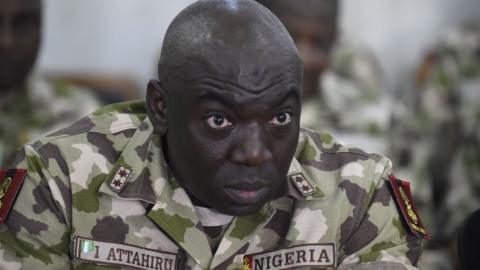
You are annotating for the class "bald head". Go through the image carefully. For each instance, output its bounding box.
[158,0,302,90]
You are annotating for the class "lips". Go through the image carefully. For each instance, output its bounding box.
[223,180,269,205]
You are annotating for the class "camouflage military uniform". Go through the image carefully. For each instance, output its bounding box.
[0,100,423,269]
[392,23,480,270]
[301,39,390,155]
[0,75,101,167]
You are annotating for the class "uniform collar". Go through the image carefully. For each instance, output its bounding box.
[97,117,163,204]
[286,131,326,200]
[96,116,278,268]
[96,117,213,266]
[97,119,327,201]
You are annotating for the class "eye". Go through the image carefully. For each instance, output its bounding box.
[268,112,292,126]
[206,114,233,129]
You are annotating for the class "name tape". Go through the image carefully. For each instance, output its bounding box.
[74,236,178,270]
[243,244,335,270]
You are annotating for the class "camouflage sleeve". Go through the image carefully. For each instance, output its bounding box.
[0,144,71,269]
[338,157,422,270]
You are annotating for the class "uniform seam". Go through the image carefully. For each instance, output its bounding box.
[35,127,140,147]
[25,144,72,236]
[301,128,373,157]
[345,158,381,246]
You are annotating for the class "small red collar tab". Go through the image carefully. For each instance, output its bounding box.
[0,169,27,224]
[387,174,430,240]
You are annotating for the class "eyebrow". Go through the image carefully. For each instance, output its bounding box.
[195,86,300,111]
[267,87,300,111]
[195,90,237,108]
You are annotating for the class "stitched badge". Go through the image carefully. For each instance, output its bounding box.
[387,174,430,240]
[0,169,27,224]
[242,244,335,270]
[109,165,132,193]
[290,173,315,197]
[74,236,178,270]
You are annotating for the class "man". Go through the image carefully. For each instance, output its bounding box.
[0,0,100,166]
[256,0,389,155]
[0,0,425,269]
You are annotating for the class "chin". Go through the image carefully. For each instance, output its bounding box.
[218,202,267,216]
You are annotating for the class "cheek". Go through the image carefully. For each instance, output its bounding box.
[271,128,299,171]
[185,122,231,170]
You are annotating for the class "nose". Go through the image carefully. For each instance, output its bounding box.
[230,123,272,166]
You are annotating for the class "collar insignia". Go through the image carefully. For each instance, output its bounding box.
[290,173,315,197]
[109,165,133,193]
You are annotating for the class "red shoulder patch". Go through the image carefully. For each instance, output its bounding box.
[0,169,27,224]
[387,174,430,240]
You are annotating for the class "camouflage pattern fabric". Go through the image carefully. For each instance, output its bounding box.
[301,39,390,155]
[0,75,101,167]
[0,100,422,269]
[391,23,480,270]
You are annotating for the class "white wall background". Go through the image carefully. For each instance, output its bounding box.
[37,0,196,92]
[36,0,480,94]
[340,0,480,91]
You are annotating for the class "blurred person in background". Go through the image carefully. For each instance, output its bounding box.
[256,0,390,155]
[0,0,101,167]
[393,22,480,270]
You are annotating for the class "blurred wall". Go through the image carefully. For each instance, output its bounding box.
[36,0,480,94]
[36,0,195,92]
[340,0,480,92]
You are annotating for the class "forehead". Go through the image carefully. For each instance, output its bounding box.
[171,37,303,93]
[173,56,302,104]
[187,71,301,113]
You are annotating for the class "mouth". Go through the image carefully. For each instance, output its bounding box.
[223,181,268,205]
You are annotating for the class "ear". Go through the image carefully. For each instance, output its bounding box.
[146,80,168,135]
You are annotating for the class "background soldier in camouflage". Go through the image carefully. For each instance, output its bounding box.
[0,0,100,167]
[256,0,389,155]
[392,22,480,270]
[0,0,424,269]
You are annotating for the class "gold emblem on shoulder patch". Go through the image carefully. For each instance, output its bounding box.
[0,177,12,209]
[387,174,430,240]
[0,169,27,224]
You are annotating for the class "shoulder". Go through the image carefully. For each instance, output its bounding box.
[17,100,149,175]
[288,128,392,207]
[293,128,429,240]
[295,128,391,185]
[44,100,147,139]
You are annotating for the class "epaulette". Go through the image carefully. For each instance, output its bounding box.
[0,169,27,224]
[386,174,430,240]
